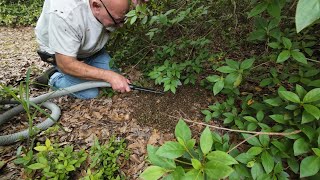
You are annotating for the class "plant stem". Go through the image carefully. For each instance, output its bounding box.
[174,159,192,166]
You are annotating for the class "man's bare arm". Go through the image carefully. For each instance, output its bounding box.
[55,53,131,92]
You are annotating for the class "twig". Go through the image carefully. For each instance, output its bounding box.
[227,134,259,153]
[307,58,320,64]
[167,114,301,136]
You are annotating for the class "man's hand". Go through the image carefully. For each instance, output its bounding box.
[106,71,131,93]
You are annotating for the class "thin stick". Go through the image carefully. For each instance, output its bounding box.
[227,133,259,154]
[167,114,301,136]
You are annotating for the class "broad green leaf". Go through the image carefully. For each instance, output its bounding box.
[206,75,220,83]
[235,153,254,164]
[130,16,137,25]
[296,0,320,33]
[226,59,239,69]
[301,110,316,124]
[34,146,47,152]
[156,142,185,159]
[300,156,320,178]
[256,111,264,122]
[296,84,307,98]
[248,2,268,18]
[293,138,310,156]
[242,134,262,147]
[301,125,317,141]
[175,119,191,143]
[147,145,176,169]
[276,50,290,63]
[140,166,167,180]
[303,88,320,103]
[216,66,237,73]
[268,42,280,49]
[278,91,300,103]
[261,151,274,174]
[200,127,213,154]
[282,37,292,49]
[240,58,255,70]
[243,116,258,123]
[303,104,320,120]
[207,151,238,165]
[233,74,242,87]
[213,80,224,96]
[312,148,320,157]
[204,161,234,179]
[267,0,281,18]
[247,147,263,156]
[251,162,264,180]
[28,163,46,170]
[269,114,287,124]
[183,169,204,180]
[259,135,270,147]
[291,51,307,64]
[191,159,202,170]
[287,158,299,174]
[264,97,282,106]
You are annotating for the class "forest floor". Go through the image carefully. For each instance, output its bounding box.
[0,27,214,179]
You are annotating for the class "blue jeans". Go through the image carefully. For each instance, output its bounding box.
[49,51,111,99]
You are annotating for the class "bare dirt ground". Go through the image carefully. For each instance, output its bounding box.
[0,27,212,179]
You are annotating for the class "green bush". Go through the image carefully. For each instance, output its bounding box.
[0,0,43,26]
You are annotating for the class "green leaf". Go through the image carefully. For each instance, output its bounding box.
[183,169,204,180]
[213,80,224,96]
[312,148,320,157]
[251,162,264,180]
[264,97,282,106]
[66,165,75,171]
[235,153,254,164]
[267,0,281,18]
[191,159,202,170]
[300,156,320,178]
[34,146,47,152]
[291,51,307,64]
[156,142,185,159]
[296,84,307,98]
[259,135,270,147]
[240,58,255,70]
[302,110,316,124]
[303,104,320,120]
[242,134,262,147]
[287,158,299,174]
[28,163,46,170]
[248,2,268,18]
[243,116,258,123]
[207,151,238,165]
[204,161,234,179]
[147,145,176,169]
[256,111,264,122]
[276,50,290,63]
[216,66,237,73]
[303,88,320,103]
[226,59,239,69]
[293,138,310,156]
[296,0,320,33]
[282,37,292,49]
[206,75,220,83]
[200,127,213,154]
[247,147,263,156]
[269,114,287,124]
[278,91,300,103]
[140,166,167,180]
[261,151,274,174]
[233,74,242,87]
[175,119,191,143]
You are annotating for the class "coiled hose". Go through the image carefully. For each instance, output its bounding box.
[0,81,111,145]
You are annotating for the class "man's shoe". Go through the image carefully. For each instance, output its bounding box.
[33,67,57,88]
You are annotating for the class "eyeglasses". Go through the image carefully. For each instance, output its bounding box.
[99,0,124,26]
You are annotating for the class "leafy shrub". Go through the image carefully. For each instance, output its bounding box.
[140,119,238,180]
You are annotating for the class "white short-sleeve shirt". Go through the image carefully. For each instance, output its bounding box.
[35,0,109,58]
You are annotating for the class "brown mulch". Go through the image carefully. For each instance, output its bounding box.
[0,27,212,179]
